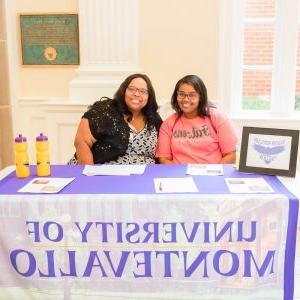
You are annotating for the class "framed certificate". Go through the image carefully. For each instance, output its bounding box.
[239,127,299,177]
[20,14,79,65]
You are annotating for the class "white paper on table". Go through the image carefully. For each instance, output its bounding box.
[0,165,16,181]
[18,177,75,193]
[82,164,146,176]
[126,164,147,174]
[154,177,198,193]
[187,164,224,176]
[225,177,274,193]
[83,165,130,176]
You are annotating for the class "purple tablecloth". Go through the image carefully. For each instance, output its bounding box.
[0,164,298,300]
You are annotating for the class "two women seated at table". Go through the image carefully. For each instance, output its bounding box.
[72,74,238,165]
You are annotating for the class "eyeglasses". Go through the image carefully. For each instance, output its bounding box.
[177,91,198,100]
[127,86,149,96]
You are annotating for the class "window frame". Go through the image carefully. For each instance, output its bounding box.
[218,0,300,119]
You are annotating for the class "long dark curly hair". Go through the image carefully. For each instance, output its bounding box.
[171,75,215,117]
[102,73,161,130]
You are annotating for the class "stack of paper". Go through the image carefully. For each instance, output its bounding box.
[225,177,274,193]
[82,164,146,176]
[18,177,75,194]
[186,164,224,176]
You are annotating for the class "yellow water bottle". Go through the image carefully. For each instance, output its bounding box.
[15,134,30,178]
[36,133,50,177]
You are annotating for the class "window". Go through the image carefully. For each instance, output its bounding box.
[218,0,300,117]
[242,0,275,111]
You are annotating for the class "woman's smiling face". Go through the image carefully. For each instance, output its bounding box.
[125,77,149,114]
[177,83,200,118]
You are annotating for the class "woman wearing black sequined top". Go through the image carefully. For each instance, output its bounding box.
[73,73,162,165]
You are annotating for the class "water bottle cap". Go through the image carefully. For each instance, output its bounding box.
[36,133,48,141]
[15,134,27,143]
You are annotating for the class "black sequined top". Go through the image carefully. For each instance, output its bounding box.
[83,98,162,164]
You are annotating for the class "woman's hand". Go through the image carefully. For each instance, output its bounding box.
[74,118,96,164]
[220,151,236,164]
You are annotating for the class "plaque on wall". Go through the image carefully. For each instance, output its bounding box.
[20,14,79,65]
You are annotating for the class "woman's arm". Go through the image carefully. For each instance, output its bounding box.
[74,118,96,164]
[210,110,238,165]
[159,157,174,164]
[155,115,177,164]
[220,151,236,164]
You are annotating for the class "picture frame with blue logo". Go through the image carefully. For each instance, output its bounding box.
[239,127,299,177]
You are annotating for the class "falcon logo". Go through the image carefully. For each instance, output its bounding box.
[253,143,285,164]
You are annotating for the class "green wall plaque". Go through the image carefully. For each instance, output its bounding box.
[20,14,80,65]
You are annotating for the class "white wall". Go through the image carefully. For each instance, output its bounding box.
[139,0,218,101]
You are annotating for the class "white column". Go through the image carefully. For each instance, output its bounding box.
[69,0,140,103]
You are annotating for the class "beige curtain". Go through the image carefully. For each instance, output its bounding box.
[0,0,14,169]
